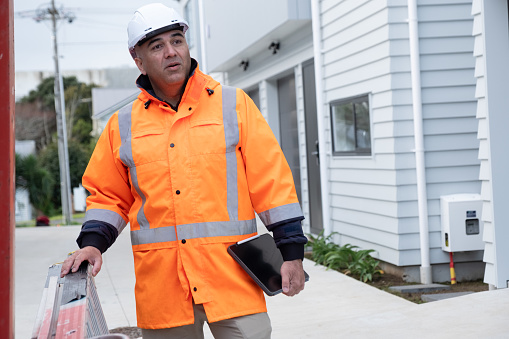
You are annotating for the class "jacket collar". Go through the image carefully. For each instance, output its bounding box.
[136,58,200,111]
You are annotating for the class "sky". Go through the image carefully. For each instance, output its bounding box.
[14,0,181,72]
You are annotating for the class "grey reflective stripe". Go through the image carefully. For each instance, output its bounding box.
[85,208,127,233]
[118,104,150,230]
[258,203,304,226]
[222,86,239,221]
[177,219,256,240]
[118,104,135,167]
[131,226,177,245]
[130,219,256,245]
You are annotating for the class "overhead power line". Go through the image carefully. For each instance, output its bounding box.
[16,3,76,23]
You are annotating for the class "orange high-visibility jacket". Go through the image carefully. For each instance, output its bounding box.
[82,66,303,329]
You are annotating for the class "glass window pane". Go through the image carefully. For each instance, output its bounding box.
[354,101,371,149]
[330,95,371,156]
[333,104,355,152]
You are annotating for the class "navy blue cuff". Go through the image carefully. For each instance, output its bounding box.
[266,216,304,232]
[78,233,110,254]
[76,220,118,254]
[269,217,307,261]
[279,243,305,261]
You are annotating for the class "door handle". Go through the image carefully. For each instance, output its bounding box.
[312,140,319,165]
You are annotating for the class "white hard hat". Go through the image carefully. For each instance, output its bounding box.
[128,3,189,59]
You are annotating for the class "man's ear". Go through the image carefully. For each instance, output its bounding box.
[134,57,147,75]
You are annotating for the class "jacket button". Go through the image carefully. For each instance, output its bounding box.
[193,287,197,292]
[170,143,175,148]
[176,190,180,195]
[181,239,186,244]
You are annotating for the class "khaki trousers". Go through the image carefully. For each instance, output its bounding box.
[141,303,272,339]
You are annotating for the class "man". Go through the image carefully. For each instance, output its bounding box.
[61,3,307,338]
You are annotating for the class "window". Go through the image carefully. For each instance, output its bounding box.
[330,95,371,156]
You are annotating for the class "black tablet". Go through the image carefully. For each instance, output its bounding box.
[227,233,309,296]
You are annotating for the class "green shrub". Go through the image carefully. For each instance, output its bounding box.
[323,243,358,271]
[307,231,340,266]
[15,154,55,216]
[346,249,383,283]
[307,231,383,282]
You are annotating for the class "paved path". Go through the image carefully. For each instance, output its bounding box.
[15,226,509,338]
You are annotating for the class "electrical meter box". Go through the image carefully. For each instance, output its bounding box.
[440,194,484,252]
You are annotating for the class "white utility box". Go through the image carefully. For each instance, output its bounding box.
[440,194,483,252]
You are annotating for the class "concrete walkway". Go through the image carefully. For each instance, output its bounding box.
[15,226,509,338]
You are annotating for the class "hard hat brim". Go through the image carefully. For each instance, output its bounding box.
[137,23,185,47]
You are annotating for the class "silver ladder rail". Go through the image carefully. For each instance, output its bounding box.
[31,262,110,339]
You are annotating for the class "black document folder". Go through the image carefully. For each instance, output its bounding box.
[227,233,309,296]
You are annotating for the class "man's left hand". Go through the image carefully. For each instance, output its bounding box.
[280,259,305,296]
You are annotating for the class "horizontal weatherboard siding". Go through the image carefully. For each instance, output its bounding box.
[323,0,479,267]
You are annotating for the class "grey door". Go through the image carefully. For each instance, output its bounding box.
[246,87,260,110]
[277,73,301,204]
[302,60,323,234]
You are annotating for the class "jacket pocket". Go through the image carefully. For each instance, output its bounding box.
[130,129,168,166]
[188,119,226,156]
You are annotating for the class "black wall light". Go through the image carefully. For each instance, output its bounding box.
[268,41,280,54]
[239,60,249,71]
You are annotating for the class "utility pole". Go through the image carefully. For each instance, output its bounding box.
[21,2,75,225]
[50,0,73,225]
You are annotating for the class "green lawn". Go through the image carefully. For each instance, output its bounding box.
[16,213,85,227]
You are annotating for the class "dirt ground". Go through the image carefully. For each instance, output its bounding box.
[109,326,142,339]
[303,252,489,304]
[367,272,489,304]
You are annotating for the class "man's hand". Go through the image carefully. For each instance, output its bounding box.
[280,259,305,296]
[60,246,103,278]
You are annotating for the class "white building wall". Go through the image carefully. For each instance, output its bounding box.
[403,0,481,267]
[15,140,36,157]
[15,140,36,222]
[295,64,311,234]
[194,0,493,281]
[203,0,311,72]
[322,0,401,265]
[15,189,32,223]
[471,0,493,286]
[180,0,202,66]
[322,0,480,270]
[473,0,509,289]
[210,11,314,232]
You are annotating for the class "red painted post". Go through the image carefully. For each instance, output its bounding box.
[0,0,15,337]
[449,252,457,285]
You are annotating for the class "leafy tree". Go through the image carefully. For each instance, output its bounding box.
[15,154,55,216]
[17,76,99,213]
[65,81,96,144]
[15,101,55,149]
[72,118,93,144]
[20,76,83,110]
[18,75,97,144]
[19,77,57,111]
[38,139,93,211]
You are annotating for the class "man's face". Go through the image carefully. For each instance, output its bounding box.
[134,30,191,94]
